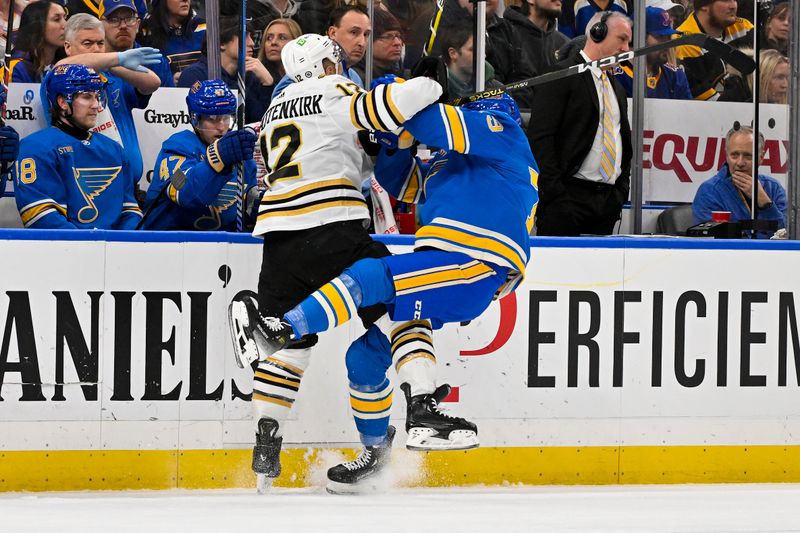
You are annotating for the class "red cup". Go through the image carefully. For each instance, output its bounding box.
[711,211,731,223]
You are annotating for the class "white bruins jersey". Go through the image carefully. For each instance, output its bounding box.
[253,74,442,235]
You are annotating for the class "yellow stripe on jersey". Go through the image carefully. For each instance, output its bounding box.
[265,356,305,378]
[195,23,207,32]
[20,202,67,225]
[384,84,405,125]
[252,390,293,407]
[399,160,421,203]
[395,351,436,370]
[167,183,179,203]
[257,199,367,221]
[8,58,23,78]
[391,331,433,353]
[416,225,527,273]
[394,261,494,295]
[319,282,351,326]
[261,178,356,202]
[443,105,467,153]
[349,93,367,130]
[696,87,717,101]
[365,90,383,130]
[391,320,430,338]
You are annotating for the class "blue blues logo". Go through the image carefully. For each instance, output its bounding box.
[74,167,122,223]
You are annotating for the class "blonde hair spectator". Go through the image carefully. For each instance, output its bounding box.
[759,49,789,104]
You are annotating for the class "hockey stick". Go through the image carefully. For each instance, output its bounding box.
[422,0,445,57]
[135,168,187,230]
[449,33,756,106]
[235,0,247,232]
[0,0,16,181]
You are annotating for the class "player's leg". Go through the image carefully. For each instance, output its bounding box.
[375,316,478,451]
[327,326,395,494]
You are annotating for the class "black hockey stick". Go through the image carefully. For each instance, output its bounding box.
[235,0,247,232]
[135,168,187,230]
[422,0,445,57]
[449,33,756,106]
[0,0,16,181]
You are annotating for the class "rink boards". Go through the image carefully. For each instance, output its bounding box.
[0,230,799,491]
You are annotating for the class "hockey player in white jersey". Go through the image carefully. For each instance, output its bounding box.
[228,34,477,494]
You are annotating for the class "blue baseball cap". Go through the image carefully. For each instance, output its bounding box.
[646,7,682,36]
[100,0,137,18]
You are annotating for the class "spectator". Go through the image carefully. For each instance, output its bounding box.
[65,0,147,18]
[647,0,688,27]
[139,0,206,80]
[675,0,754,101]
[10,0,67,83]
[141,80,257,231]
[385,0,437,68]
[442,23,503,99]
[353,9,406,81]
[257,18,302,82]
[178,19,273,124]
[759,49,789,104]
[219,0,334,46]
[57,12,162,184]
[16,64,142,229]
[692,125,786,235]
[326,5,371,86]
[761,2,789,57]
[502,0,569,107]
[293,1,339,36]
[614,7,692,100]
[528,11,633,236]
[101,0,175,88]
[559,0,633,39]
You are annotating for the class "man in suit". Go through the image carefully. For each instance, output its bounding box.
[528,11,633,236]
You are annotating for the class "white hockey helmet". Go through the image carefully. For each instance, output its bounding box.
[281,34,342,82]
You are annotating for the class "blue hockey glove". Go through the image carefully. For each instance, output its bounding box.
[370,74,404,90]
[0,126,20,163]
[117,47,163,72]
[206,129,257,172]
[373,130,399,150]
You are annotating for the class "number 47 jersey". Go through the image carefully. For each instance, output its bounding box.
[253,74,442,236]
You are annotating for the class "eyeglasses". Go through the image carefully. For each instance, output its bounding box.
[104,15,139,27]
[375,32,403,42]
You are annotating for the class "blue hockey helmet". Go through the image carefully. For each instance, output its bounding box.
[462,93,522,126]
[45,64,107,112]
[186,80,237,127]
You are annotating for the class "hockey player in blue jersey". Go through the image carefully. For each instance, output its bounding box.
[241,90,539,488]
[141,80,257,231]
[15,64,142,229]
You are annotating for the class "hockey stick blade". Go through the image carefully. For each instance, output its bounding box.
[450,33,750,105]
[699,36,755,75]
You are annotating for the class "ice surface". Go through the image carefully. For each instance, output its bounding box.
[1,484,799,533]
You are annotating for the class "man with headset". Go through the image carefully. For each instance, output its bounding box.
[528,11,633,236]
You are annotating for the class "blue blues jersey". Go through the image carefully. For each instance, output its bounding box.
[9,51,41,83]
[142,130,257,231]
[559,0,632,39]
[375,104,540,296]
[614,63,692,100]
[15,126,141,229]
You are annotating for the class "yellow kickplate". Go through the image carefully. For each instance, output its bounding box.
[1,446,799,492]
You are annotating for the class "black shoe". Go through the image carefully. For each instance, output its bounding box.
[326,426,396,494]
[402,383,479,451]
[240,297,294,359]
[252,417,283,477]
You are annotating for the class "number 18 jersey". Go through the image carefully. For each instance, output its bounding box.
[253,74,442,235]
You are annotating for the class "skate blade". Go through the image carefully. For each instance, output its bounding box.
[256,473,274,494]
[406,429,480,451]
[325,477,389,495]
[228,302,260,369]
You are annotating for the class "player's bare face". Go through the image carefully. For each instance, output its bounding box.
[44,3,67,48]
[196,115,232,146]
[66,28,105,55]
[328,12,370,64]
[263,24,293,63]
[66,92,103,130]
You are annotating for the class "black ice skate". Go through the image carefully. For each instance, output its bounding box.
[402,383,479,451]
[229,293,294,366]
[326,426,396,495]
[253,417,283,494]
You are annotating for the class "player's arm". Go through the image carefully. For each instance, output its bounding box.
[374,146,427,204]
[115,155,143,230]
[58,49,162,95]
[14,151,78,229]
[402,103,525,161]
[328,76,443,134]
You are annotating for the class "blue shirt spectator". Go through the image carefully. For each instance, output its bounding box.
[9,1,67,83]
[139,0,206,78]
[559,0,633,39]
